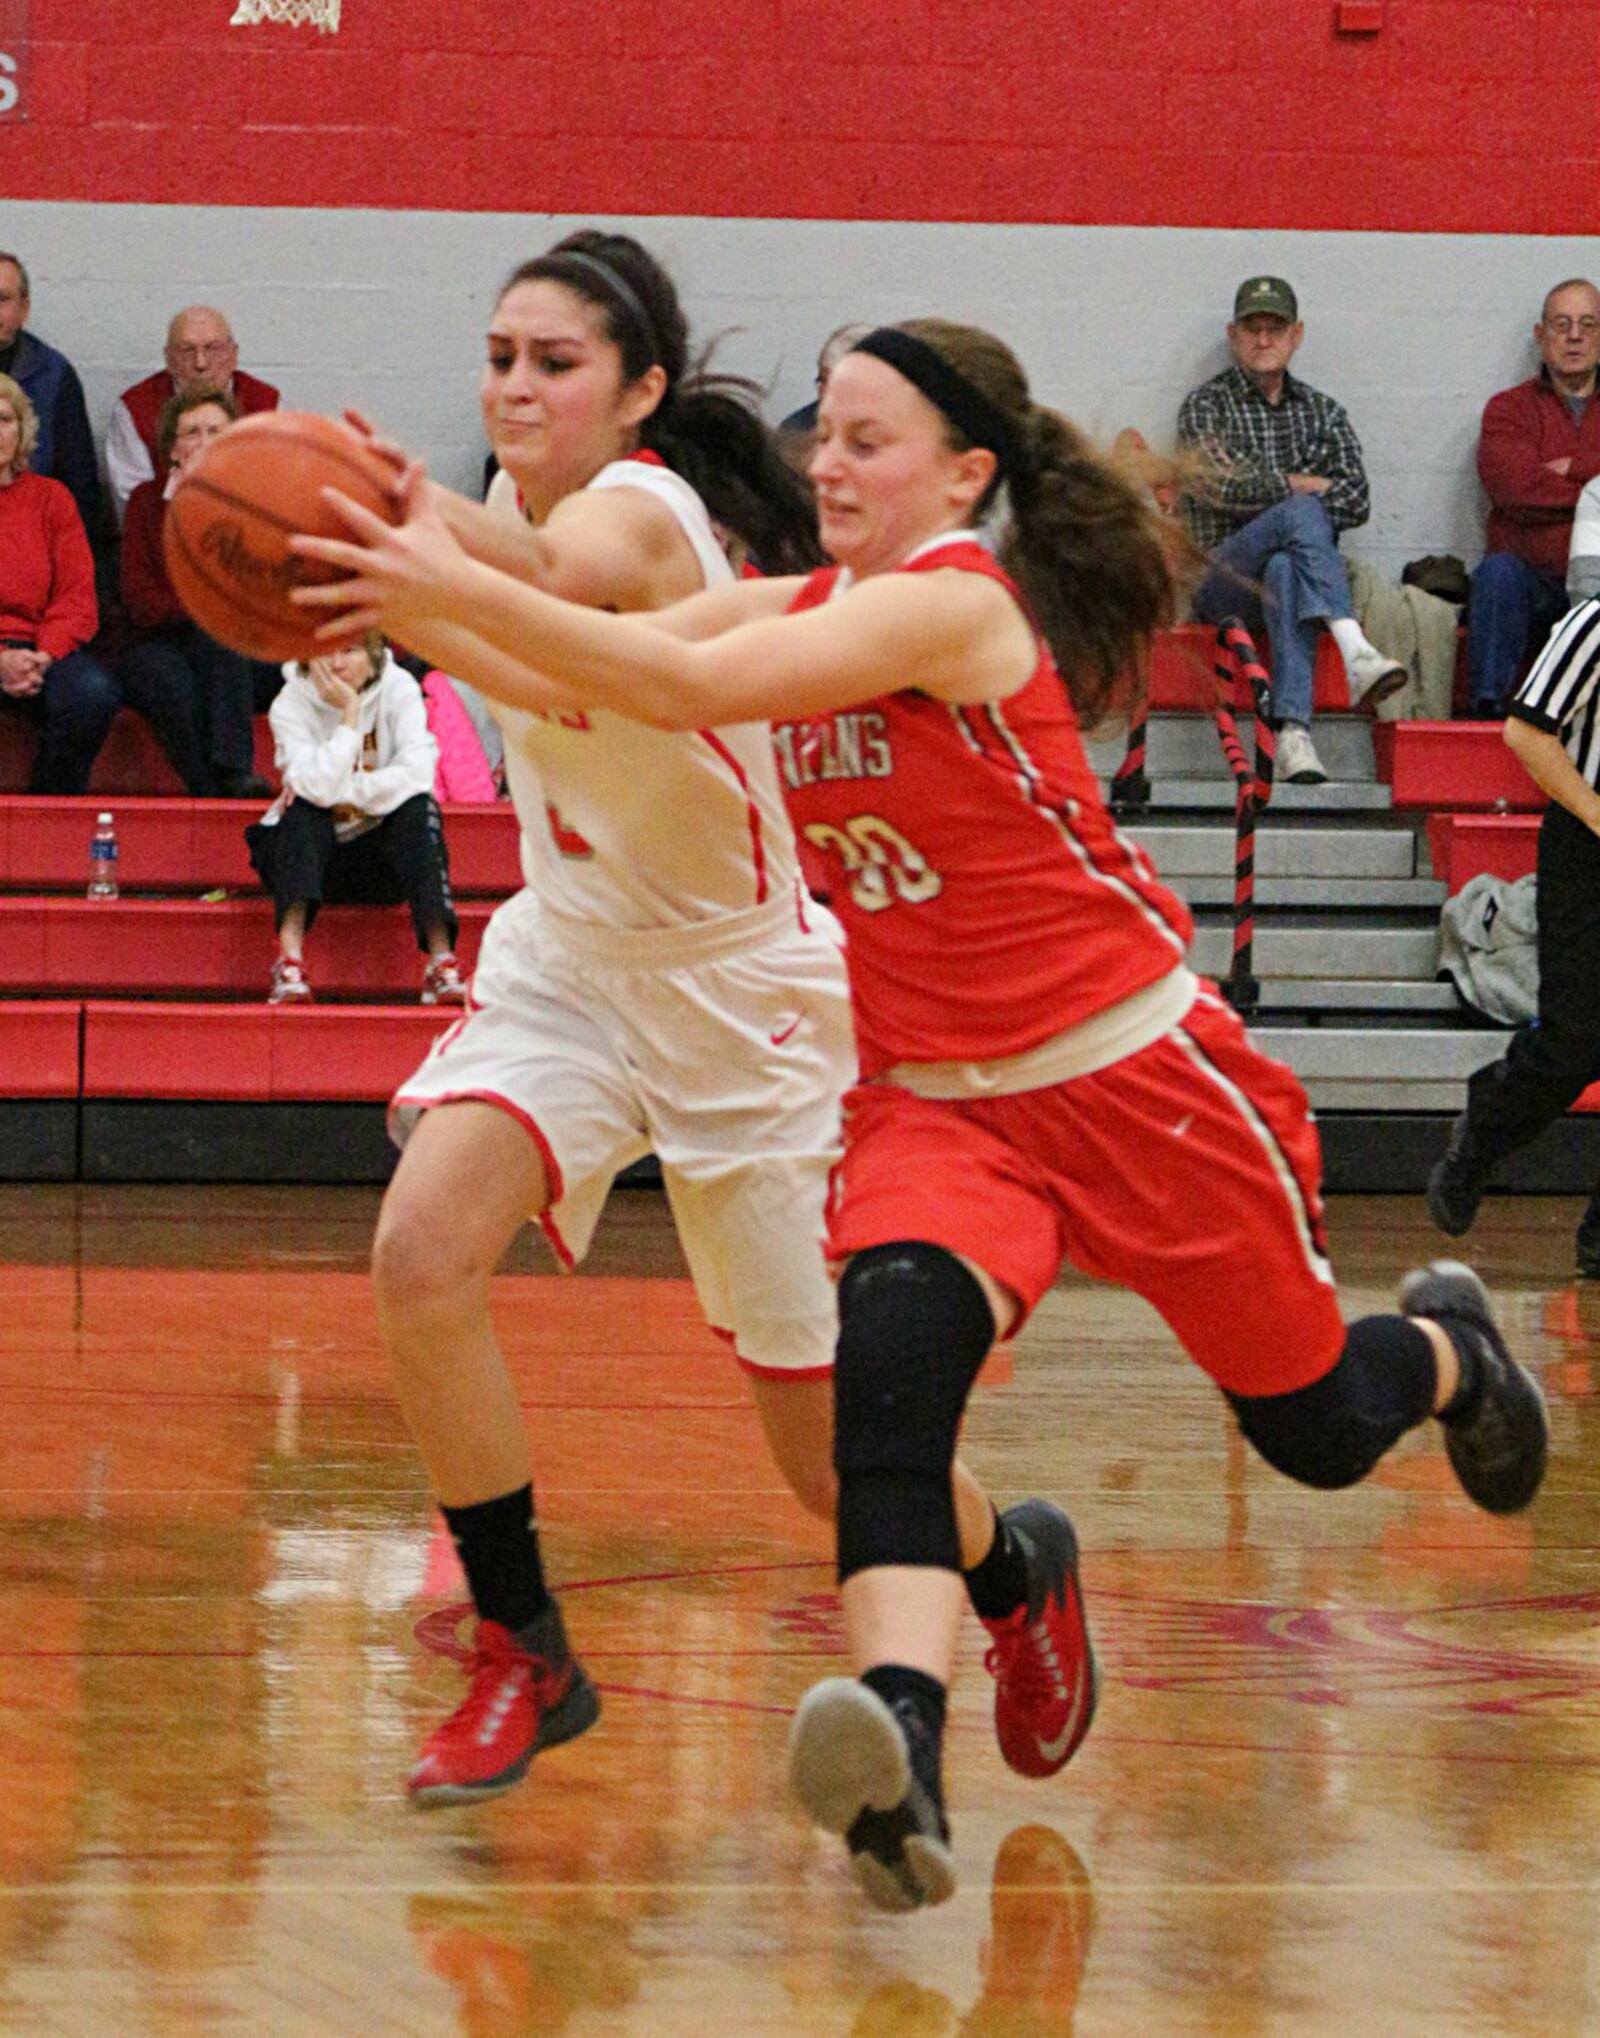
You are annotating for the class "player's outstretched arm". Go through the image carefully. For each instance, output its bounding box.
[294,487,1031,728]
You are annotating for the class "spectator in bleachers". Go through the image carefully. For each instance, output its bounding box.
[119,390,279,798]
[247,636,464,1007]
[1178,275,1405,785]
[1469,279,1600,715]
[0,373,120,795]
[105,305,279,521]
[778,320,874,465]
[419,669,498,802]
[0,251,102,544]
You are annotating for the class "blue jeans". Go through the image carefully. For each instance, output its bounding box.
[1466,552,1568,712]
[120,627,280,793]
[1192,494,1353,726]
[1,647,122,794]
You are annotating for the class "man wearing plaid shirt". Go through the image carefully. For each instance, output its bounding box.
[1179,276,1404,784]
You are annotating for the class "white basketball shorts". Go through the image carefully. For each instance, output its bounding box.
[391,882,854,1377]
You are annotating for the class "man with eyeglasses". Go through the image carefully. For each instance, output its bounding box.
[1469,279,1600,716]
[105,305,278,521]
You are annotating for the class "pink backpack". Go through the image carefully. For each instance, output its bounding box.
[421,671,497,803]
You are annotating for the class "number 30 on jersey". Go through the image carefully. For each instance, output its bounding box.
[803,815,942,912]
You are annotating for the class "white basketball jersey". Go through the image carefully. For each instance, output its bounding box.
[487,458,801,928]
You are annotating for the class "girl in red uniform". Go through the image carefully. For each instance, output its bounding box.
[295,318,1549,1912]
[311,248,1069,1821]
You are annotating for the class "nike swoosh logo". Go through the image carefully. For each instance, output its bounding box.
[769,1017,801,1047]
[1037,1661,1090,1766]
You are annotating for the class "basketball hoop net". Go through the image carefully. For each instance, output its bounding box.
[230,0,341,30]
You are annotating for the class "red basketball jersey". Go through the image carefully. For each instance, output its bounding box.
[777,538,1193,1076]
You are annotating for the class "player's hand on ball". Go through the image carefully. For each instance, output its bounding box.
[291,471,468,637]
[341,410,432,507]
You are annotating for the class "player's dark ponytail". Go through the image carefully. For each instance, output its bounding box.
[882,319,1195,730]
[502,231,823,574]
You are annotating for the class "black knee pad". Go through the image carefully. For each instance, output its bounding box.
[833,1242,996,1580]
[1227,1314,1436,1491]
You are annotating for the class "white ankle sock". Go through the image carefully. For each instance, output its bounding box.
[1328,617,1374,668]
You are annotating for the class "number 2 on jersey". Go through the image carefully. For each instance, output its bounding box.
[803,815,943,912]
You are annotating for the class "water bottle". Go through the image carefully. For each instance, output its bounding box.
[87,811,119,900]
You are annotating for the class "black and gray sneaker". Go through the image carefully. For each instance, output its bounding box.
[1426,1113,1487,1238]
[1400,1260,1548,1514]
[788,1679,955,1912]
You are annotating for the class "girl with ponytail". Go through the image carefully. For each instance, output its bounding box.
[333,237,1019,1823]
[303,316,1546,1910]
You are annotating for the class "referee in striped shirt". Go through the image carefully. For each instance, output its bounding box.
[1429,598,1600,1276]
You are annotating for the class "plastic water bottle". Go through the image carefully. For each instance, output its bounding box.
[87,811,119,900]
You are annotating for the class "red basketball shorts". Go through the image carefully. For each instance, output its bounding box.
[828,986,1346,1398]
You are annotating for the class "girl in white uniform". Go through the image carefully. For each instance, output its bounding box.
[367,234,1010,1811]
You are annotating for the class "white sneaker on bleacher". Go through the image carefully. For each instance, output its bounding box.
[1275,724,1327,784]
[1345,647,1407,714]
[268,957,313,1005]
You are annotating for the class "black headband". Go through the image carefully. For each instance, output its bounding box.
[851,327,1015,480]
[552,249,661,366]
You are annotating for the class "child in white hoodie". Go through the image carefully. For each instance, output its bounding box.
[247,634,464,1006]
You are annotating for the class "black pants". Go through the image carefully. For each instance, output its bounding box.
[246,792,458,954]
[120,628,281,792]
[1461,801,1600,1239]
[1,648,123,794]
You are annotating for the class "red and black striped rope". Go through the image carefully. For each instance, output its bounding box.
[1211,619,1274,1014]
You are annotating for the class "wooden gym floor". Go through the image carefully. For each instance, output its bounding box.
[5,1180,1599,2037]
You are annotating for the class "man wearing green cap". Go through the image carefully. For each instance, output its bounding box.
[1178,276,1403,784]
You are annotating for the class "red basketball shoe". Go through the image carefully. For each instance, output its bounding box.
[409,1605,600,1808]
[980,1502,1098,1780]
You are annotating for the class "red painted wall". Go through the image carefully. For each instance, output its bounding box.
[1,0,1592,232]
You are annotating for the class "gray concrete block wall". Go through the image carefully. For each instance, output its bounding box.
[8,199,1595,577]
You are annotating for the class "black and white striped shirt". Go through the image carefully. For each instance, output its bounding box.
[1511,598,1600,786]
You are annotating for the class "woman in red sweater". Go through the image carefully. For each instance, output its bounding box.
[0,373,119,793]
[119,389,278,797]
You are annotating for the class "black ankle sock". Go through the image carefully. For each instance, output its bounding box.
[963,1505,1032,1621]
[440,1483,552,1633]
[1437,1324,1487,1426]
[862,1663,947,1803]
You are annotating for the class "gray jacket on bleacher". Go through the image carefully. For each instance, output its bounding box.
[1439,873,1539,1027]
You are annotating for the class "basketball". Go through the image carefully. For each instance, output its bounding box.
[162,409,398,663]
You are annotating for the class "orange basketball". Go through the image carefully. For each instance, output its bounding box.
[162,410,399,663]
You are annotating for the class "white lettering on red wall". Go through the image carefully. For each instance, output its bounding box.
[0,0,24,119]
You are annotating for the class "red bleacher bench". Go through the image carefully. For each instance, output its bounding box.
[0,796,519,893]
[82,1000,456,1101]
[0,707,280,796]
[1426,812,1541,893]
[0,896,494,997]
[1148,625,1351,712]
[0,1000,81,1095]
[1373,721,1545,811]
